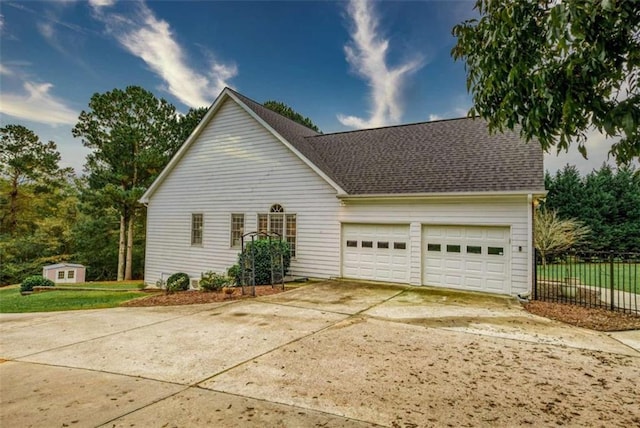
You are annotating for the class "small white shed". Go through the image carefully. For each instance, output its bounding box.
[43,263,86,284]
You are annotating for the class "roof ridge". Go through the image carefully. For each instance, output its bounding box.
[305,116,479,139]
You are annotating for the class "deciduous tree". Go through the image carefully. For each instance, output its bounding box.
[534,208,590,266]
[452,0,640,163]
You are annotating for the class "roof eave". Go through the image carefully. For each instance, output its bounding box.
[338,190,547,201]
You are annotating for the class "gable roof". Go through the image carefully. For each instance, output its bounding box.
[305,119,545,195]
[141,88,544,203]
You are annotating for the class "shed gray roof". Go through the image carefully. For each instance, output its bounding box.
[43,263,85,269]
[230,89,545,195]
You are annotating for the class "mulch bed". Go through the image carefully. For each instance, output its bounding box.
[524,300,640,331]
[121,285,285,307]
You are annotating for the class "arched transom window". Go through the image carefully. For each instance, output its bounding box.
[258,204,297,257]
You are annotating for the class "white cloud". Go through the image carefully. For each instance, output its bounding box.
[0,79,77,126]
[89,0,116,8]
[428,114,443,121]
[94,2,236,108]
[0,64,13,76]
[338,0,423,129]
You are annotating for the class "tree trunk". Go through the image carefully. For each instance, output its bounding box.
[7,174,19,235]
[117,214,126,281]
[125,212,134,280]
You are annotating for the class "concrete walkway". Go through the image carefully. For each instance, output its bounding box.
[1,280,639,427]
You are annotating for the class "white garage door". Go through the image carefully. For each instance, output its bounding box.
[342,224,410,283]
[422,225,510,293]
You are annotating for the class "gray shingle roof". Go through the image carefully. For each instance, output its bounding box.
[230,89,545,195]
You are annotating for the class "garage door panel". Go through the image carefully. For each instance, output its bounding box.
[423,225,510,294]
[342,224,410,283]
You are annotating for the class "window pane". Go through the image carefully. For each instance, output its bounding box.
[67,270,75,279]
[467,245,482,254]
[377,241,389,249]
[57,271,64,279]
[394,242,406,250]
[346,240,358,248]
[362,241,373,248]
[427,243,441,252]
[446,244,461,253]
[258,214,268,234]
[286,214,296,257]
[270,213,284,237]
[191,214,203,245]
[488,247,504,256]
[231,214,244,247]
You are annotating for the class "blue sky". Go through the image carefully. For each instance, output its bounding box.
[0,0,618,176]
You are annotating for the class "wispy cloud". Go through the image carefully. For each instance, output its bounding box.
[93,2,236,108]
[338,0,423,129]
[0,73,77,126]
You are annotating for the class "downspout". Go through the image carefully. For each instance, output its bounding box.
[527,194,534,293]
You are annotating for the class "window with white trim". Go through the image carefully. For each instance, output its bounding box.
[67,270,75,279]
[230,214,244,247]
[257,204,297,257]
[191,213,203,245]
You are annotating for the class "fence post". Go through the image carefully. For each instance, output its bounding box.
[609,251,615,311]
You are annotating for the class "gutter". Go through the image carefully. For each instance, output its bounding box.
[337,190,548,201]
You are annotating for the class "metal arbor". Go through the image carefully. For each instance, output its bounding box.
[239,231,286,296]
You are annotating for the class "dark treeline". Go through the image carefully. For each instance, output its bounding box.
[542,164,640,253]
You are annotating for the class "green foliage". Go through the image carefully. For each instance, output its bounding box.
[199,271,230,292]
[166,272,190,293]
[239,239,290,285]
[452,0,640,164]
[544,164,640,252]
[263,100,321,132]
[72,86,191,280]
[0,124,71,236]
[20,275,55,292]
[0,285,144,313]
[227,264,241,286]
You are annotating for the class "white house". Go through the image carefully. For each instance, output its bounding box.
[140,88,545,296]
[43,263,86,284]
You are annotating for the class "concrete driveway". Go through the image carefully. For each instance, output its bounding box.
[1,280,639,427]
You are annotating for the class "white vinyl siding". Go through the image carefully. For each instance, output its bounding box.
[144,99,340,284]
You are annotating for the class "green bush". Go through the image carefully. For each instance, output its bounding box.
[239,239,290,285]
[166,272,190,293]
[20,275,55,293]
[227,264,241,285]
[200,271,230,292]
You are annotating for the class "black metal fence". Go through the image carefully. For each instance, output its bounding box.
[534,250,639,315]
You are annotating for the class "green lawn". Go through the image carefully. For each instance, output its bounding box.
[0,285,146,313]
[57,280,145,290]
[537,263,639,293]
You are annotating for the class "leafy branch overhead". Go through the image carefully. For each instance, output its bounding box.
[263,100,321,132]
[452,0,640,164]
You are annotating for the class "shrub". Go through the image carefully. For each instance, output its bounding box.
[239,239,290,285]
[200,271,230,292]
[166,272,190,293]
[20,275,55,293]
[227,264,241,285]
